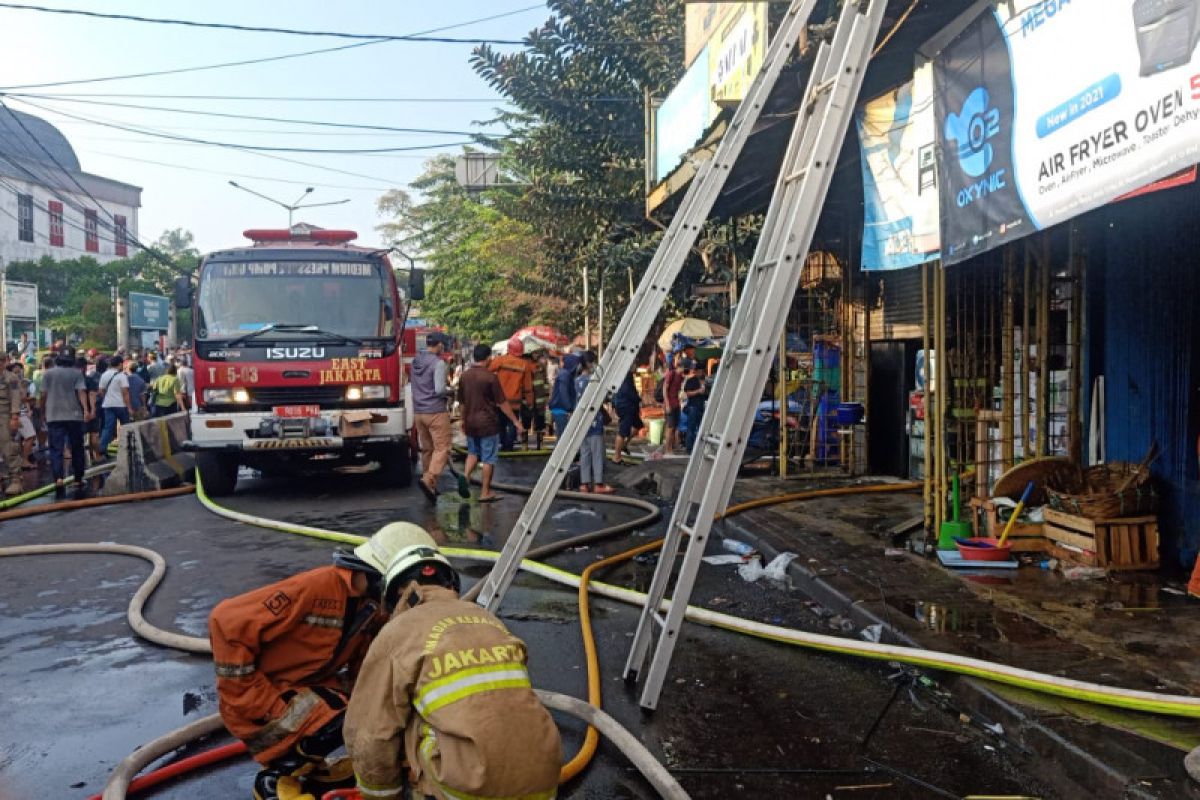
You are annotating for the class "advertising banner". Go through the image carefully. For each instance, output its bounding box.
[655,47,712,183]
[935,1,1200,264]
[857,63,941,270]
[129,291,170,330]
[709,2,769,108]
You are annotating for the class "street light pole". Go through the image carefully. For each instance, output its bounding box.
[227,181,350,227]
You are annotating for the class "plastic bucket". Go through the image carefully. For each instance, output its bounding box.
[648,417,665,445]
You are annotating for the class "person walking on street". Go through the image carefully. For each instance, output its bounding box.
[523,349,549,450]
[146,351,166,381]
[98,355,134,457]
[40,353,90,499]
[208,523,424,800]
[682,358,707,453]
[612,369,643,465]
[79,355,101,465]
[458,343,522,503]
[411,333,452,504]
[662,357,685,455]
[125,360,148,420]
[344,529,561,800]
[574,351,614,494]
[548,353,581,440]
[488,338,533,451]
[176,354,194,410]
[0,353,23,496]
[150,363,186,417]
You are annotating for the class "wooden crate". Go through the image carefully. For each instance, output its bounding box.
[1042,509,1159,571]
[967,497,1046,552]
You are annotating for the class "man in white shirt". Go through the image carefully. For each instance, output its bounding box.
[175,355,194,411]
[98,354,134,456]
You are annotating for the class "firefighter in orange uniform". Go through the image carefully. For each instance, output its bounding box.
[208,523,428,800]
[344,528,562,800]
[488,338,535,451]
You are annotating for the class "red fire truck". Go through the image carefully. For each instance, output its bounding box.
[176,227,421,495]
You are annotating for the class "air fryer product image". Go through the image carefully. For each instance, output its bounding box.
[1133,0,1200,75]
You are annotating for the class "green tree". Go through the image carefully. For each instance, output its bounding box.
[4,228,200,346]
[377,158,569,342]
[469,0,684,332]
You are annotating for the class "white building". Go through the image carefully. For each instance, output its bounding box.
[0,108,141,265]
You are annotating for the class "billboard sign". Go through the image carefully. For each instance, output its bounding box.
[857,63,941,270]
[685,2,737,67]
[709,2,769,108]
[129,291,170,330]
[935,1,1200,264]
[3,282,37,319]
[655,47,713,183]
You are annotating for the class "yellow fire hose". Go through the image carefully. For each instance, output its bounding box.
[194,477,1200,719]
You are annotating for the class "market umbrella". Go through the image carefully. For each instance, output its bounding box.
[657,318,729,350]
[512,325,570,346]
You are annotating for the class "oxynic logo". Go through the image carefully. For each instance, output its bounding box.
[944,86,1001,177]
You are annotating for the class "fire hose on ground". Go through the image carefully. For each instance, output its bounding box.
[6,474,1200,797]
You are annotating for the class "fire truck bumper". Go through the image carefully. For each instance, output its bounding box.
[182,408,409,453]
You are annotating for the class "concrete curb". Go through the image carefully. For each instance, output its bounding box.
[719,511,1184,800]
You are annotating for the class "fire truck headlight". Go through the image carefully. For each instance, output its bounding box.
[345,386,363,401]
[232,388,251,403]
[203,389,233,404]
[360,385,389,400]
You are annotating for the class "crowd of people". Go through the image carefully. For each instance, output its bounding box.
[0,339,194,499]
[406,331,714,504]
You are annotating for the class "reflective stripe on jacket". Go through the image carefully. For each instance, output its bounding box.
[208,565,383,765]
[345,586,561,800]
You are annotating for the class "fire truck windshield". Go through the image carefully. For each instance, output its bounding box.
[196,260,392,341]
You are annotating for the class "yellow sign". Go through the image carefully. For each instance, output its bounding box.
[318,358,382,385]
[708,2,768,108]
[684,2,736,67]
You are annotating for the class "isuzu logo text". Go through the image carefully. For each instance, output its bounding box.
[266,347,327,360]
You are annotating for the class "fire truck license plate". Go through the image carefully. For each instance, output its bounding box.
[273,405,320,418]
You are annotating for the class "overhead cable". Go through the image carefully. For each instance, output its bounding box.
[0,2,677,45]
[7,97,475,154]
[11,93,642,142]
[15,92,639,104]
[0,4,543,91]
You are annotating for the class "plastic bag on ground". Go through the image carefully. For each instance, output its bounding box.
[738,552,798,583]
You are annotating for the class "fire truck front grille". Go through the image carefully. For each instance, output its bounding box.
[249,387,350,407]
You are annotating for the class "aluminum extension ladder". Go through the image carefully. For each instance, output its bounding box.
[623,0,886,710]
[474,0,822,612]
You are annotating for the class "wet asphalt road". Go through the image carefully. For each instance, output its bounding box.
[0,458,1053,799]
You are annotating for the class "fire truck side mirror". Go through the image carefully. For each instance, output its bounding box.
[409,269,426,302]
[174,276,193,309]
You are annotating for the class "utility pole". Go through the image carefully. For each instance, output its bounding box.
[227,182,349,227]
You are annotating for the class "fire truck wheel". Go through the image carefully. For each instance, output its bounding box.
[377,442,413,489]
[197,452,239,497]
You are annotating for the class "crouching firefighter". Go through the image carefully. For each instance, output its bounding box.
[344,529,562,800]
[208,523,433,800]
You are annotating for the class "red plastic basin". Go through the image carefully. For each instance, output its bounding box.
[955,537,1013,561]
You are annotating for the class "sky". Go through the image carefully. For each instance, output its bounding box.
[0,1,547,252]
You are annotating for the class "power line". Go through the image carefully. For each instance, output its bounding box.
[0,4,544,91]
[0,2,538,44]
[8,97,475,154]
[0,3,675,45]
[13,93,643,142]
[76,150,392,192]
[8,93,498,137]
[17,92,639,104]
